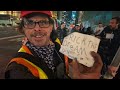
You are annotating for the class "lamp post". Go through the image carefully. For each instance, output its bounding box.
[11,11,13,25]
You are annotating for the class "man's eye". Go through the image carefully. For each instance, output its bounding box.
[40,21,49,24]
[27,20,34,24]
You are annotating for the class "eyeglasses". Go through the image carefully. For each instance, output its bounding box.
[23,19,50,29]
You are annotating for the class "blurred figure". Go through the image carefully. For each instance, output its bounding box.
[79,23,85,34]
[94,22,104,36]
[57,22,68,43]
[71,24,80,33]
[85,26,93,35]
[68,23,75,34]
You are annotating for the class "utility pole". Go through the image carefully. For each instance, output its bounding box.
[11,11,13,25]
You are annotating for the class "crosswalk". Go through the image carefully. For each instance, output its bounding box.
[8,37,23,42]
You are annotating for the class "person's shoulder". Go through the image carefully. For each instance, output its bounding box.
[6,61,27,71]
[102,26,109,32]
[5,61,36,79]
[5,61,27,78]
[104,26,110,30]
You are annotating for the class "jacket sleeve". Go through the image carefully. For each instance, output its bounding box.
[5,62,38,79]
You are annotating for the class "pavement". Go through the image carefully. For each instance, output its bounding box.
[0,27,24,79]
[0,26,20,38]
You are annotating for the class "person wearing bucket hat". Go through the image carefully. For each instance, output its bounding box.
[5,11,103,79]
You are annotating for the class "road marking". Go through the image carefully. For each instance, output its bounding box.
[0,35,24,40]
[9,37,23,42]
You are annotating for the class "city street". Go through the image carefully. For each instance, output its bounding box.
[0,27,24,79]
[0,11,120,79]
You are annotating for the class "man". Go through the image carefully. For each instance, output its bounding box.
[79,23,85,34]
[94,22,104,36]
[71,24,80,33]
[99,17,120,78]
[5,11,103,79]
[57,22,68,43]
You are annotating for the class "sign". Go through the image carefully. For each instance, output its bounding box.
[106,33,114,39]
[59,32,100,67]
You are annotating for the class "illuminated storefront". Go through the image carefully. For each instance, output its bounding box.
[0,11,20,26]
[0,11,20,18]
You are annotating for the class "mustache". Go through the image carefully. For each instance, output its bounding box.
[30,32,47,37]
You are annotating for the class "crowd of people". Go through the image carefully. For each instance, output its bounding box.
[4,11,120,79]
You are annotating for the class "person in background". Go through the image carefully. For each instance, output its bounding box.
[85,26,93,35]
[98,17,120,78]
[79,23,85,34]
[71,24,80,33]
[94,22,104,36]
[68,23,75,34]
[57,22,68,43]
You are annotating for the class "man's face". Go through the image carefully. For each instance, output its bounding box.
[61,23,66,29]
[109,19,118,29]
[98,24,103,28]
[23,15,53,47]
[75,26,80,30]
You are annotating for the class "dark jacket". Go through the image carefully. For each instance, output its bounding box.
[98,26,120,77]
[79,27,86,34]
[57,26,68,42]
[5,41,68,79]
[99,26,120,64]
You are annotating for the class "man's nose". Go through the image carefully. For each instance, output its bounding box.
[34,23,42,31]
